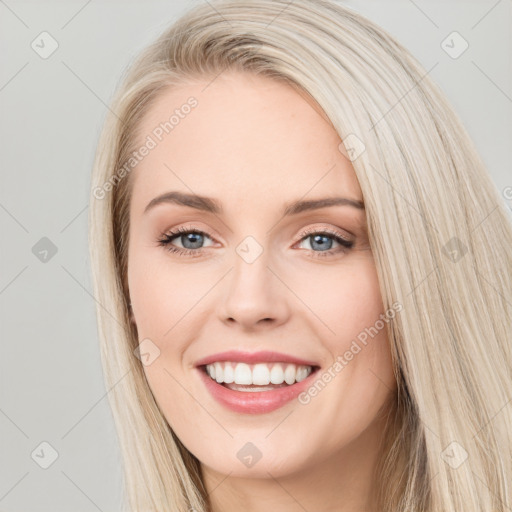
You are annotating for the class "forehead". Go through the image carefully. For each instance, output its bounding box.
[129,71,362,215]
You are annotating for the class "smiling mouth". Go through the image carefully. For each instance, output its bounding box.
[199,364,321,392]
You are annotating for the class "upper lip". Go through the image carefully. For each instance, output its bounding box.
[194,350,320,368]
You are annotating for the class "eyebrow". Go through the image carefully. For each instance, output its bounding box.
[143,191,365,216]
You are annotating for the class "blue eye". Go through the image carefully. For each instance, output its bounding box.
[295,228,354,258]
[299,232,353,253]
[157,226,354,259]
[157,227,214,257]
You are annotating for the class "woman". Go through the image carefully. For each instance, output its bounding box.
[88,1,512,510]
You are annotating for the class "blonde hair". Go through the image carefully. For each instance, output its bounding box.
[88,1,512,510]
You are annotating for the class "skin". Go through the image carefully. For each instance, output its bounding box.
[127,71,398,512]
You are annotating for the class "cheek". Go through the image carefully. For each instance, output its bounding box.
[291,255,396,404]
[290,254,385,341]
[127,244,216,339]
[126,249,207,424]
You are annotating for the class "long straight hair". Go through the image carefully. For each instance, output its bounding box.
[88,1,512,510]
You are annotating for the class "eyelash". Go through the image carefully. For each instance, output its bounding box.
[156,225,354,259]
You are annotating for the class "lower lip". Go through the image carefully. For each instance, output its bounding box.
[196,366,319,414]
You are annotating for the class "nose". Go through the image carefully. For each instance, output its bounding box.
[218,246,291,331]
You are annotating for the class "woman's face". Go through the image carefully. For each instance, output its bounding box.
[127,71,397,480]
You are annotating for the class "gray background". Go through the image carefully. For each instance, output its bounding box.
[1,0,511,510]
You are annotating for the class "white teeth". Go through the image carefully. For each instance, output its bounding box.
[284,364,296,385]
[234,363,252,385]
[223,362,235,384]
[295,366,310,382]
[270,364,285,384]
[204,361,314,386]
[252,363,270,385]
[214,362,224,383]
